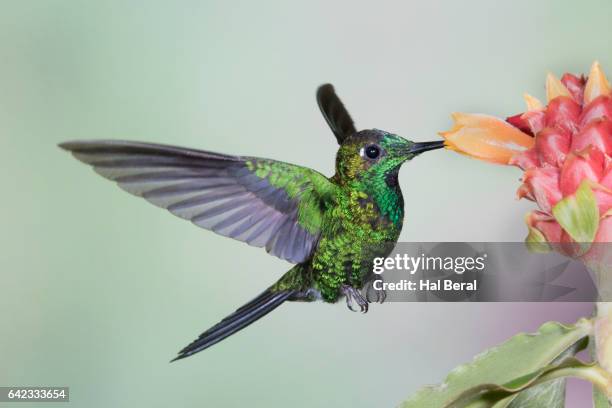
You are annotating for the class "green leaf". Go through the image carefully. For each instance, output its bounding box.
[525,224,552,253]
[506,327,590,408]
[443,358,610,408]
[399,320,593,408]
[505,377,564,408]
[552,181,600,244]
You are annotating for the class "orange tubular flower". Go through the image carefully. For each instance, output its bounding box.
[440,113,535,164]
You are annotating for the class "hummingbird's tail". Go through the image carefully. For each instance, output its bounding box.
[171,288,295,362]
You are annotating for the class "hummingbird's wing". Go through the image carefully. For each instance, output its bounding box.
[316,84,357,144]
[60,140,336,264]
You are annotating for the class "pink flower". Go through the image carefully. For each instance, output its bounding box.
[440,61,612,251]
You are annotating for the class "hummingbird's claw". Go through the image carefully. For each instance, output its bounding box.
[365,277,387,304]
[341,285,369,313]
[375,288,387,304]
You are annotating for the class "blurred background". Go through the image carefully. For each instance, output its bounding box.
[0,0,608,406]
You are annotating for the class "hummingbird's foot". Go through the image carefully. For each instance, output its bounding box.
[365,277,387,304]
[341,285,368,313]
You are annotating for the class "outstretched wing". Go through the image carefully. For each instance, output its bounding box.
[60,140,336,263]
[316,83,357,144]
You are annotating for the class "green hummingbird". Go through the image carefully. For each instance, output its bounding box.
[59,84,444,361]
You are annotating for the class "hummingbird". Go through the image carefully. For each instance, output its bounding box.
[59,84,444,361]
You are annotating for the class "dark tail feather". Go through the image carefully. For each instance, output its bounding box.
[171,289,294,362]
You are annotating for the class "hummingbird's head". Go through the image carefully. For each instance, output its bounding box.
[335,129,444,183]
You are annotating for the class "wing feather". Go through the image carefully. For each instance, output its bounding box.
[60,140,334,263]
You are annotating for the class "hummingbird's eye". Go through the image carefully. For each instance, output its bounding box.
[364,144,381,159]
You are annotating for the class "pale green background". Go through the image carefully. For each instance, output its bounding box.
[0,1,608,407]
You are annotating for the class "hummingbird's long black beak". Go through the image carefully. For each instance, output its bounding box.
[408,141,446,155]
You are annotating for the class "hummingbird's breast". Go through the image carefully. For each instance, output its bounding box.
[309,183,404,302]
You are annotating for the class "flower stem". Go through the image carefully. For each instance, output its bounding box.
[595,302,612,403]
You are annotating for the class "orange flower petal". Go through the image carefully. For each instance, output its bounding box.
[440,113,535,165]
[546,73,572,102]
[584,61,611,105]
[523,93,544,111]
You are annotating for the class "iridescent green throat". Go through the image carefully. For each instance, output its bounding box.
[350,168,404,226]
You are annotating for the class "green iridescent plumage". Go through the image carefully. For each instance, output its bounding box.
[305,132,412,301]
[59,83,444,360]
[245,159,331,235]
